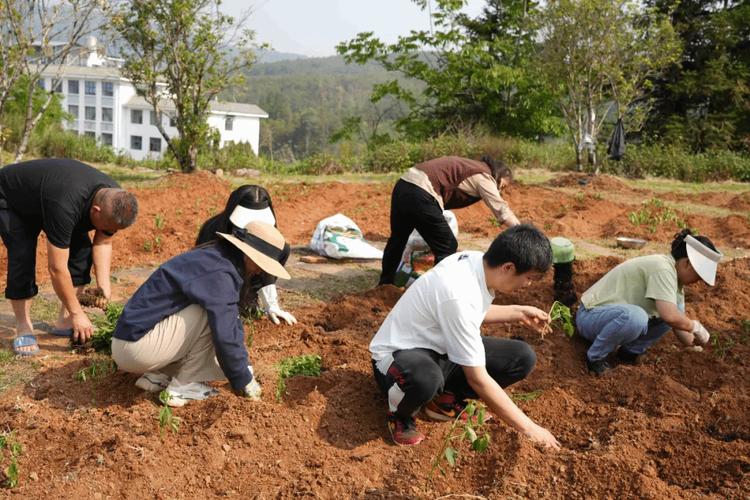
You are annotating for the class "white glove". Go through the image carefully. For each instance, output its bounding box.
[258,284,297,325]
[691,320,710,345]
[244,366,262,400]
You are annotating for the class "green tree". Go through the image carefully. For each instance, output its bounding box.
[112,0,257,173]
[336,0,559,140]
[538,0,681,170]
[644,0,750,153]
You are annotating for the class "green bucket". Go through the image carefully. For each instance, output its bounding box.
[550,237,575,264]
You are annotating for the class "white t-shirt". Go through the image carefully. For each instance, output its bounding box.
[370,251,494,370]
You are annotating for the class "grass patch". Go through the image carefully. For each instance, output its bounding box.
[74,356,117,382]
[30,295,59,325]
[275,354,322,401]
[0,351,14,364]
[511,390,544,403]
[0,431,22,489]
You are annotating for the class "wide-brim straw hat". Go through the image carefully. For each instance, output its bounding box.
[217,221,290,280]
[685,234,722,286]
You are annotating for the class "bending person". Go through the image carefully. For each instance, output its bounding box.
[380,155,520,285]
[370,224,560,449]
[113,221,290,406]
[0,159,138,355]
[577,229,721,375]
[196,185,295,325]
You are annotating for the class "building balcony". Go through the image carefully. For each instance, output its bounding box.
[84,120,96,131]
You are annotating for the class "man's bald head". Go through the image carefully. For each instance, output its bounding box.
[94,188,139,229]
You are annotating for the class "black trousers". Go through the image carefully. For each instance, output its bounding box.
[372,337,536,418]
[0,204,92,300]
[379,180,458,285]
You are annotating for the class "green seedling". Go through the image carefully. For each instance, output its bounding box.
[739,320,750,345]
[90,303,125,354]
[511,390,543,403]
[542,301,575,338]
[711,332,735,360]
[275,354,322,401]
[487,216,501,228]
[427,400,490,488]
[75,358,116,382]
[0,431,22,489]
[628,198,686,233]
[157,390,181,436]
[154,213,165,230]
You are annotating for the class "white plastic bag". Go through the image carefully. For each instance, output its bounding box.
[401,210,459,261]
[310,213,383,260]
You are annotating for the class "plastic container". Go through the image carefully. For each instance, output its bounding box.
[550,237,575,264]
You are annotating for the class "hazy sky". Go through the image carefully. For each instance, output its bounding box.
[221,0,486,58]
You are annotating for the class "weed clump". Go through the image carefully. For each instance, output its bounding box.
[275,354,323,401]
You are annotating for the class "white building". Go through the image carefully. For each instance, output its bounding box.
[37,47,267,160]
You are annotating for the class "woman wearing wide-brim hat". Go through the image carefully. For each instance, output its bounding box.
[112,221,290,406]
[576,229,722,376]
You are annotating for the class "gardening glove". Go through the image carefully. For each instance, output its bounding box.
[258,284,297,325]
[691,320,710,345]
[244,366,262,401]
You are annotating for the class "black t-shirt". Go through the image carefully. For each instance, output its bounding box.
[0,158,119,248]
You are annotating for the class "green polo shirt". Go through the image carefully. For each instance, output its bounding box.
[581,254,683,318]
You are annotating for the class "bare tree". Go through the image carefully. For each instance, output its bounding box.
[2,0,107,161]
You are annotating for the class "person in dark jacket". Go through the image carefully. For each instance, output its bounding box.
[0,158,138,355]
[196,185,295,325]
[379,155,520,286]
[112,221,290,407]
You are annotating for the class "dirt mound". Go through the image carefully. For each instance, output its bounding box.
[2,256,749,497]
[547,172,636,192]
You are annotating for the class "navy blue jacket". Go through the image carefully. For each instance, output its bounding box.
[114,242,252,391]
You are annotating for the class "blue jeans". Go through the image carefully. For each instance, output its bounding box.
[576,304,677,362]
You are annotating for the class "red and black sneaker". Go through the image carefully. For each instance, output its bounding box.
[424,392,492,424]
[386,412,425,446]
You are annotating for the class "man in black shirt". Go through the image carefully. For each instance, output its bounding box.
[0,158,139,355]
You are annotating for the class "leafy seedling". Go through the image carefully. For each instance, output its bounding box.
[511,390,543,403]
[426,400,491,489]
[275,354,322,401]
[75,358,117,382]
[0,431,22,489]
[711,332,735,360]
[541,301,575,338]
[154,213,165,230]
[87,303,125,354]
[157,390,181,436]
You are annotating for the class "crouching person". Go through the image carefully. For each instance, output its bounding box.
[112,221,290,406]
[577,229,721,375]
[369,224,560,449]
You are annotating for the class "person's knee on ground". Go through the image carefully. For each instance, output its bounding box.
[585,306,649,361]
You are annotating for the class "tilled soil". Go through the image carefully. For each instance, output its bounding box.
[0,171,748,497]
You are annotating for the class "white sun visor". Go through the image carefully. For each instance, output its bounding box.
[685,235,722,286]
[229,206,276,228]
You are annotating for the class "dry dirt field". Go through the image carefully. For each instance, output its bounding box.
[0,170,748,498]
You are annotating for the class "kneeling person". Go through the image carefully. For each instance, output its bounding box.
[112,222,290,406]
[370,224,560,449]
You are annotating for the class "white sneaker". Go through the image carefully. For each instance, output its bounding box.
[135,372,171,392]
[165,380,219,407]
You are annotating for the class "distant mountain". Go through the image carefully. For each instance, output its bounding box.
[248,55,385,77]
[254,49,309,64]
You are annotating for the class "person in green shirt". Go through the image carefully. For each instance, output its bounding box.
[576,229,721,375]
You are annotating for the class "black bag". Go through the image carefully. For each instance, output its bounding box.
[607,118,626,161]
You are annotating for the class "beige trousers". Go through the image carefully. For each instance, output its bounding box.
[112,304,226,384]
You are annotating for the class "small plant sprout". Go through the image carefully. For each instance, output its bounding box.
[154,213,165,230]
[275,354,322,401]
[541,301,575,338]
[511,390,543,403]
[427,400,490,488]
[75,358,117,382]
[711,332,735,360]
[0,431,22,489]
[89,303,125,354]
[157,390,181,436]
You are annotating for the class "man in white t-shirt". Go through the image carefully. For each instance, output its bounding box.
[370,224,560,449]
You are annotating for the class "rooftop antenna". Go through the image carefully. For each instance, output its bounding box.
[427,0,434,35]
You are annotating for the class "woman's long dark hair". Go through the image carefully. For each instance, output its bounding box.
[671,229,717,260]
[481,154,513,183]
[195,185,277,245]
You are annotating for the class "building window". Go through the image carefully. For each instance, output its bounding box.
[130,135,142,150]
[131,109,143,124]
[225,115,234,131]
[150,110,159,126]
[101,133,113,146]
[85,106,96,120]
[169,115,177,127]
[102,81,113,97]
[101,107,113,122]
[68,80,79,94]
[149,137,162,152]
[68,105,79,119]
[85,81,96,95]
[37,79,45,90]
[84,131,96,138]
[53,80,63,93]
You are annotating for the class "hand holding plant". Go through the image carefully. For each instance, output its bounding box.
[541,301,575,338]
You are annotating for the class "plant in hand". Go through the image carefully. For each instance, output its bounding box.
[541,301,574,338]
[426,400,490,489]
[88,303,125,354]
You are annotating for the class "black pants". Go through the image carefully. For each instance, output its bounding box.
[379,180,458,285]
[372,337,536,418]
[0,204,92,300]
